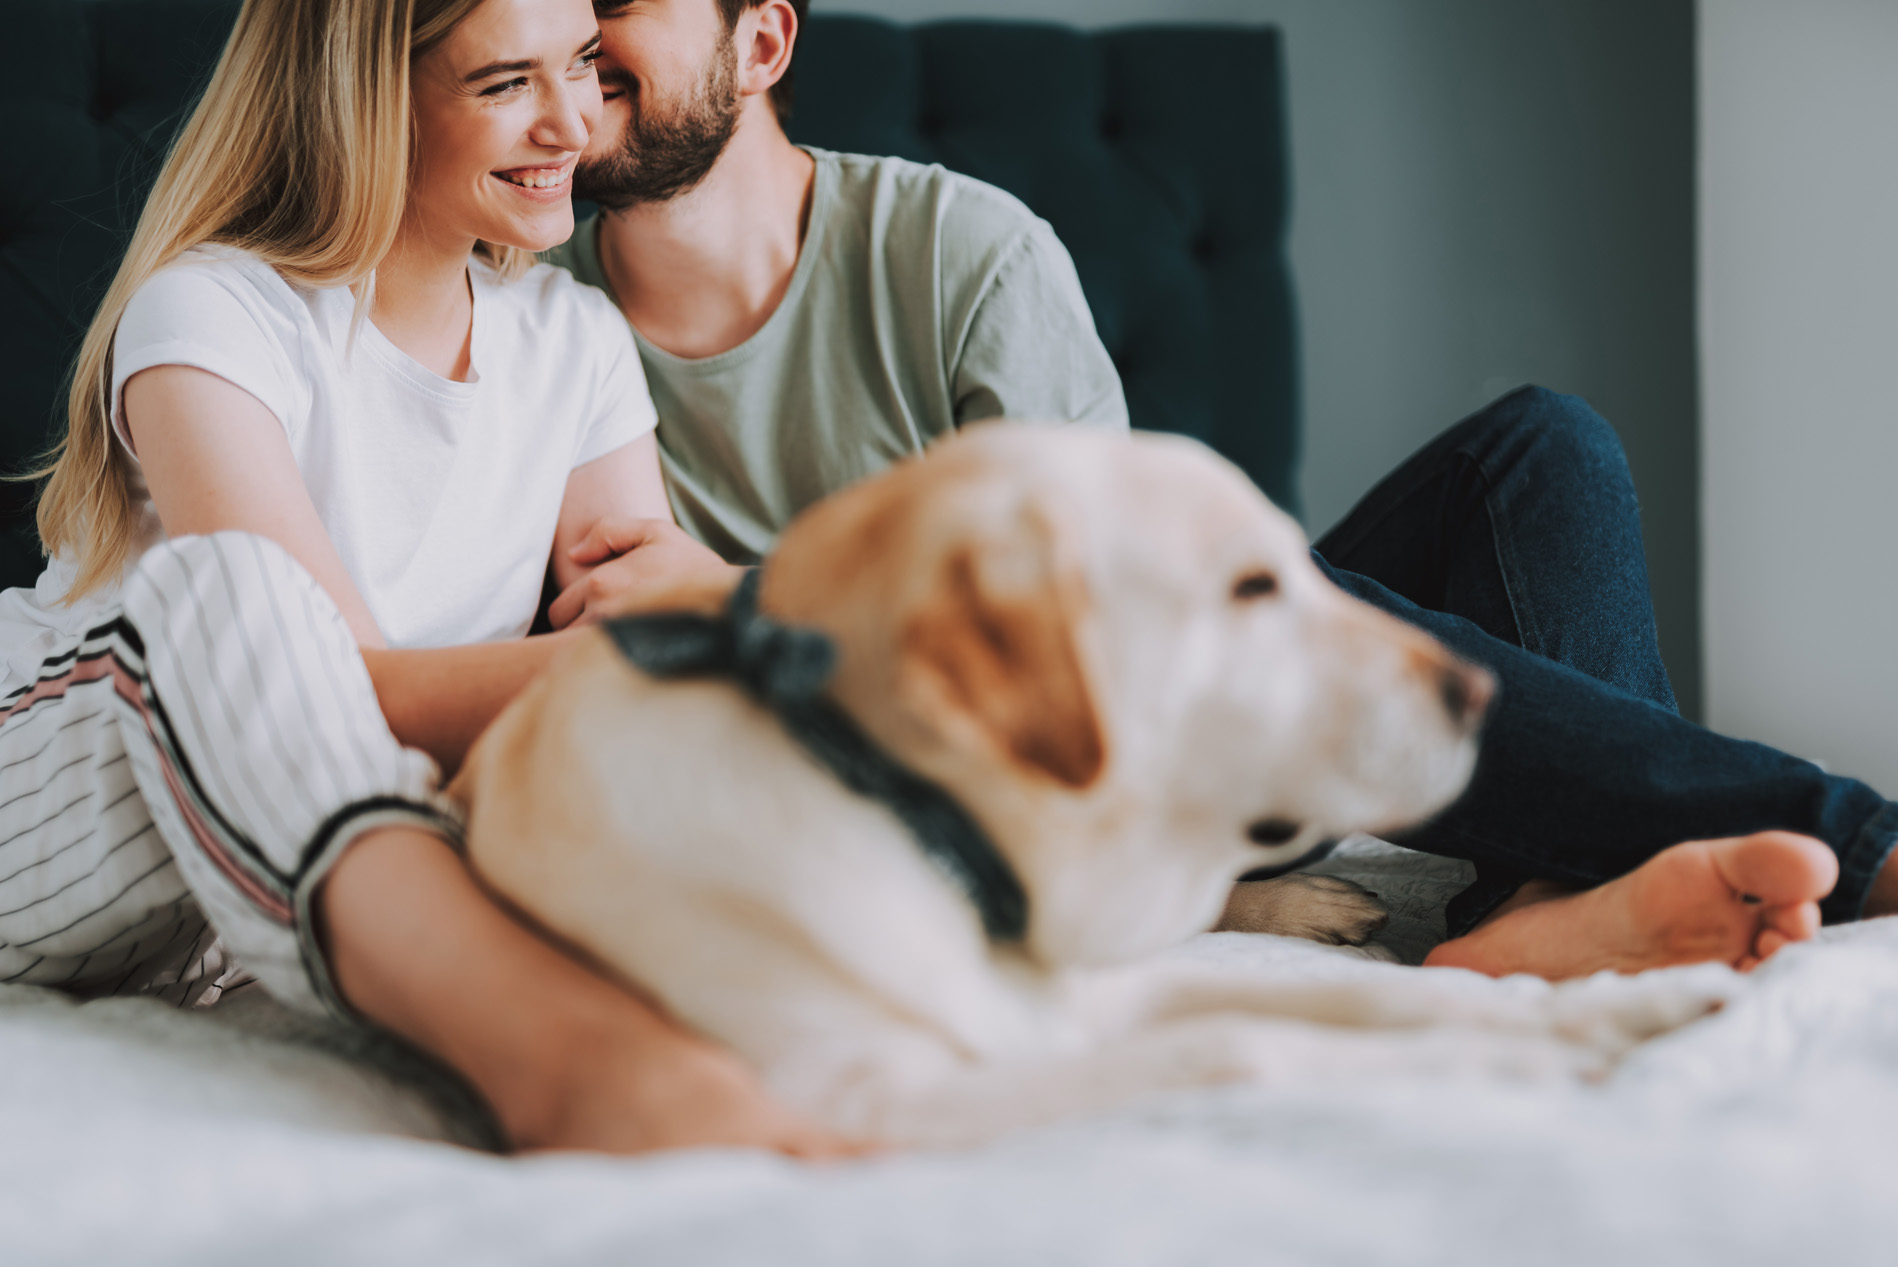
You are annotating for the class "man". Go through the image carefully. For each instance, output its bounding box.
[546,0,1898,982]
[545,0,1126,569]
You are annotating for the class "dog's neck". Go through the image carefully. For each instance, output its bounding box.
[603,572,1033,944]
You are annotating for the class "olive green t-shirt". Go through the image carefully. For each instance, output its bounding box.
[544,148,1128,562]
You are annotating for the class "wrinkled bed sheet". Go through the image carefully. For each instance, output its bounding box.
[4,839,1895,1267]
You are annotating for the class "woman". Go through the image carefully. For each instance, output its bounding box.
[0,0,854,1157]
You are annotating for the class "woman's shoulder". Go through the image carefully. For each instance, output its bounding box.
[135,244,303,304]
[476,254,629,342]
[473,255,638,398]
[122,245,331,344]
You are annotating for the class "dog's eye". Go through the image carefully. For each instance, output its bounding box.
[1232,571,1279,601]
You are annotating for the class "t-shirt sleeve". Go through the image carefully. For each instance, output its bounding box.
[951,224,1130,431]
[573,307,659,469]
[111,261,304,452]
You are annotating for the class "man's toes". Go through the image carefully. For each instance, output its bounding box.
[1763,899,1820,943]
[1705,832,1839,905]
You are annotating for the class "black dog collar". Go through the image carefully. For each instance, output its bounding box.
[603,569,1029,943]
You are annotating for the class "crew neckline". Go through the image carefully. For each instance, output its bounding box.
[357,260,487,400]
[591,147,835,373]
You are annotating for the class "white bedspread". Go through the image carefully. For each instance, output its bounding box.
[4,841,1895,1267]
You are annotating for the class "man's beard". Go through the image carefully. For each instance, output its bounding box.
[575,34,742,209]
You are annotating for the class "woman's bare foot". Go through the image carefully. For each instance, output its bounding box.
[1422,832,1839,980]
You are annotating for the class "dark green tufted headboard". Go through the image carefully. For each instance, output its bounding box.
[0,4,1298,592]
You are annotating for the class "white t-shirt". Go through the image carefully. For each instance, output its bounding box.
[0,245,654,692]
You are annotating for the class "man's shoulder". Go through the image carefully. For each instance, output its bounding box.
[538,217,607,293]
[812,148,1050,275]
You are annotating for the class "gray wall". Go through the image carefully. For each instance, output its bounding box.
[814,0,1703,717]
[1701,1,1898,789]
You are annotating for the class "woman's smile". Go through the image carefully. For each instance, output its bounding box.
[493,158,576,196]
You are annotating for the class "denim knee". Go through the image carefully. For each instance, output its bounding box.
[1461,386,1634,490]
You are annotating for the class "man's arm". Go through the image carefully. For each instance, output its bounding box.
[952,224,1130,431]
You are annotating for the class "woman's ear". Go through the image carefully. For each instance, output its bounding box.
[900,513,1106,790]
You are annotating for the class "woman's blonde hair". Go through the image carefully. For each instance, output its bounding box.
[35,0,526,599]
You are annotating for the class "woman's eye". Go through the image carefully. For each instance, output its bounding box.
[1232,571,1279,601]
[481,77,528,98]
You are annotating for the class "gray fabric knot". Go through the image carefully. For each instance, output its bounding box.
[604,570,835,706]
[603,568,1029,943]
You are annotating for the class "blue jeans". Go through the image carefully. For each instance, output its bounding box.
[1313,386,1898,935]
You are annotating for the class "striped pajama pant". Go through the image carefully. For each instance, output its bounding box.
[0,533,457,1018]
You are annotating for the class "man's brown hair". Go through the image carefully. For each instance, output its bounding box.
[717,0,807,122]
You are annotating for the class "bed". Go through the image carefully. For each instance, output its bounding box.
[4,8,1891,1264]
[5,839,1896,1264]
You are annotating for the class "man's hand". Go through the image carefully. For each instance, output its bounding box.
[550,518,743,628]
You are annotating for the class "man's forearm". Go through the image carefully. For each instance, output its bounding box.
[361,632,582,774]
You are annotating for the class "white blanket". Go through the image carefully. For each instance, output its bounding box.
[4,841,1895,1267]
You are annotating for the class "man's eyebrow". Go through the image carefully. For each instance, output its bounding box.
[462,34,601,84]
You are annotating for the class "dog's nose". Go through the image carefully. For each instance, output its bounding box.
[1439,661,1495,732]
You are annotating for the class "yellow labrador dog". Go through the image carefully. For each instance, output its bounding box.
[456,425,1724,1147]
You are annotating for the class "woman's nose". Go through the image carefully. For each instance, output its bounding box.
[535,82,593,152]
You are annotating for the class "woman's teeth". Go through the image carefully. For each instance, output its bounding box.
[500,168,568,189]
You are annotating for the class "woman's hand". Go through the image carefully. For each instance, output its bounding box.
[548,517,743,628]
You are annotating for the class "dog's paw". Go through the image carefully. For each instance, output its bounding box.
[1214,874,1391,946]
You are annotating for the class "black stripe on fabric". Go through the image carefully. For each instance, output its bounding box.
[18,850,174,947]
[0,785,144,887]
[247,531,359,815]
[0,669,111,729]
[0,749,98,817]
[295,795,454,884]
[104,935,149,993]
[137,568,293,890]
[0,822,160,919]
[0,708,109,777]
[165,923,220,1007]
[0,789,100,876]
[0,954,45,982]
[0,619,138,708]
[294,568,388,796]
[206,539,307,849]
[113,906,194,995]
[64,895,187,966]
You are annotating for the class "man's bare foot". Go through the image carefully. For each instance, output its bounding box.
[1422,832,1838,980]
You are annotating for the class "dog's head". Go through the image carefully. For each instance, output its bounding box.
[761,424,1490,968]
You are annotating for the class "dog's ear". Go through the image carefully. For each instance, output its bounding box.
[901,511,1106,789]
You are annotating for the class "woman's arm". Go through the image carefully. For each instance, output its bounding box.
[124,366,858,1156]
[360,635,580,773]
[124,365,388,647]
[545,434,745,629]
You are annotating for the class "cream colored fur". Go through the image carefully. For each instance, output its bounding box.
[455,425,1725,1147]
